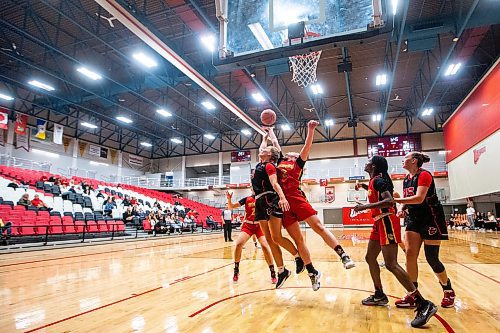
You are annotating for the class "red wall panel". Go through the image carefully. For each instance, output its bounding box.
[443,61,500,163]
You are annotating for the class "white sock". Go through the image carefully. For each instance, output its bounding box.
[278,266,284,274]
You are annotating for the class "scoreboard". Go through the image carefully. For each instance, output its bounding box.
[367,134,422,157]
[231,150,251,162]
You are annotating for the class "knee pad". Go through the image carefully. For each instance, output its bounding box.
[424,245,445,273]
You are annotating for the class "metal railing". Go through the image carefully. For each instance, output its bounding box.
[0,154,52,172]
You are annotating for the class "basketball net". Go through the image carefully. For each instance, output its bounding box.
[289,50,322,88]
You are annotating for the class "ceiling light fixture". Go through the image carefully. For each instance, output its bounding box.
[116,116,133,124]
[156,109,172,117]
[81,122,98,129]
[280,124,291,131]
[372,114,382,122]
[444,63,462,76]
[375,74,387,86]
[170,138,182,144]
[76,67,102,80]
[140,142,152,147]
[132,52,158,68]
[204,134,216,140]
[0,93,14,101]
[324,119,334,127]
[421,108,433,116]
[200,34,217,52]
[28,80,55,91]
[201,100,216,110]
[241,129,251,136]
[252,92,266,102]
[311,83,323,95]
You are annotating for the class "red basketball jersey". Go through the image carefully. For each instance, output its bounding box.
[277,157,306,195]
[368,175,396,218]
[238,196,256,222]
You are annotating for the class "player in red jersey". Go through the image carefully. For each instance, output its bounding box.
[354,155,437,328]
[394,152,456,309]
[226,190,277,284]
[270,120,356,271]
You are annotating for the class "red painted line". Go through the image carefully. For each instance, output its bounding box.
[24,262,233,333]
[189,286,455,333]
[0,234,220,268]
[459,263,500,284]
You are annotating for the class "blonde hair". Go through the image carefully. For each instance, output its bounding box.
[410,152,430,167]
[269,147,280,162]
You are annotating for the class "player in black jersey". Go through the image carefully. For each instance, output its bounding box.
[252,129,301,289]
[394,152,456,308]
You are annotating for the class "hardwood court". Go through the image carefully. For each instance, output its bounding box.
[1,229,499,332]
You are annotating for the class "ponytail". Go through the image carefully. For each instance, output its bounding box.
[410,152,431,167]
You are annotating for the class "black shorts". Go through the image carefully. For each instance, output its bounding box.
[405,207,448,240]
[255,193,283,221]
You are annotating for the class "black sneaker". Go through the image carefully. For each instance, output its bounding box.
[276,268,291,289]
[411,300,438,328]
[361,294,389,306]
[295,257,305,274]
[308,271,321,291]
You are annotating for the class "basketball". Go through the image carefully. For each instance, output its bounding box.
[260,109,276,126]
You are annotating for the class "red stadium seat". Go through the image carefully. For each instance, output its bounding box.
[97,220,109,232]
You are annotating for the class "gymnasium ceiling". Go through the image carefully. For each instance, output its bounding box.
[0,0,499,158]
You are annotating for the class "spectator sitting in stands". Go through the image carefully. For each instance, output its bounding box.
[122,206,136,225]
[448,214,455,229]
[17,193,31,209]
[31,194,52,211]
[40,175,48,182]
[1,217,12,240]
[103,197,115,217]
[136,207,146,219]
[486,211,497,232]
[206,215,217,231]
[171,214,182,234]
[130,197,138,206]
[122,195,131,206]
[183,215,196,232]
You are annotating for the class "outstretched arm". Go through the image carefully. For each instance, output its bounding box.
[300,120,319,161]
[226,191,242,210]
[259,129,270,153]
[268,126,281,152]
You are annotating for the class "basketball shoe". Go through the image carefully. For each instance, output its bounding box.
[362,294,389,306]
[276,268,291,289]
[271,271,277,284]
[441,290,455,308]
[341,255,356,269]
[308,271,321,291]
[295,257,305,274]
[411,300,438,328]
[395,293,417,308]
[233,269,239,282]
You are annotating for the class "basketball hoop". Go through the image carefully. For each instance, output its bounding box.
[289,50,322,88]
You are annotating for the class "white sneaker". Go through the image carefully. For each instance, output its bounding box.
[308,271,321,291]
[341,255,356,269]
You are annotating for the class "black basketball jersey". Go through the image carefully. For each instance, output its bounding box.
[252,162,276,195]
[403,169,442,218]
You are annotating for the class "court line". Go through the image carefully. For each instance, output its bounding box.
[189,286,455,333]
[24,262,234,333]
[459,263,500,284]
[0,234,221,268]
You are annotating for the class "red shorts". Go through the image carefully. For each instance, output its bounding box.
[370,215,402,245]
[241,222,264,238]
[282,193,317,228]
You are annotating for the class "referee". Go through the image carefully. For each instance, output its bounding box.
[222,205,233,242]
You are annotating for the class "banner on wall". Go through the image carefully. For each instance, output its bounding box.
[319,179,328,187]
[325,186,335,203]
[34,119,47,140]
[129,154,143,166]
[15,133,30,151]
[100,147,108,159]
[62,136,72,152]
[53,124,63,144]
[88,144,108,159]
[342,207,373,225]
[15,114,27,135]
[0,129,5,146]
[0,107,8,130]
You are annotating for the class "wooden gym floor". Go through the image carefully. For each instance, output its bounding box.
[0,229,499,332]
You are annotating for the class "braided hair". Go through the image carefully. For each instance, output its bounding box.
[371,155,394,192]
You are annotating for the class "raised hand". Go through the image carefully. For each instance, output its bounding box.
[308,120,319,129]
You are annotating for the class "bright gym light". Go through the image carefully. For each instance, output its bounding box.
[140,142,152,147]
[170,138,182,144]
[204,134,216,140]
[252,92,266,103]
[280,124,291,131]
[391,0,399,15]
[156,109,172,117]
[324,119,334,126]
[311,84,323,95]
[241,129,251,136]
[372,114,382,122]
[116,116,133,124]
[421,108,433,116]
[0,93,14,101]
[201,100,216,110]
[132,52,158,68]
[200,34,216,52]
[76,67,102,80]
[375,74,387,86]
[444,63,462,76]
[81,122,98,129]
[28,80,55,91]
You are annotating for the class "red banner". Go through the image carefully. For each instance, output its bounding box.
[225,184,238,188]
[325,186,335,203]
[329,177,344,183]
[301,178,318,184]
[238,183,251,188]
[15,114,27,135]
[0,107,8,130]
[342,207,373,225]
[319,179,328,187]
[391,173,406,180]
[433,171,448,177]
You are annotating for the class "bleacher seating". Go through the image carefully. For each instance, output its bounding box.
[0,165,223,244]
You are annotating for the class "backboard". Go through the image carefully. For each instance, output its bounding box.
[225,0,374,58]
